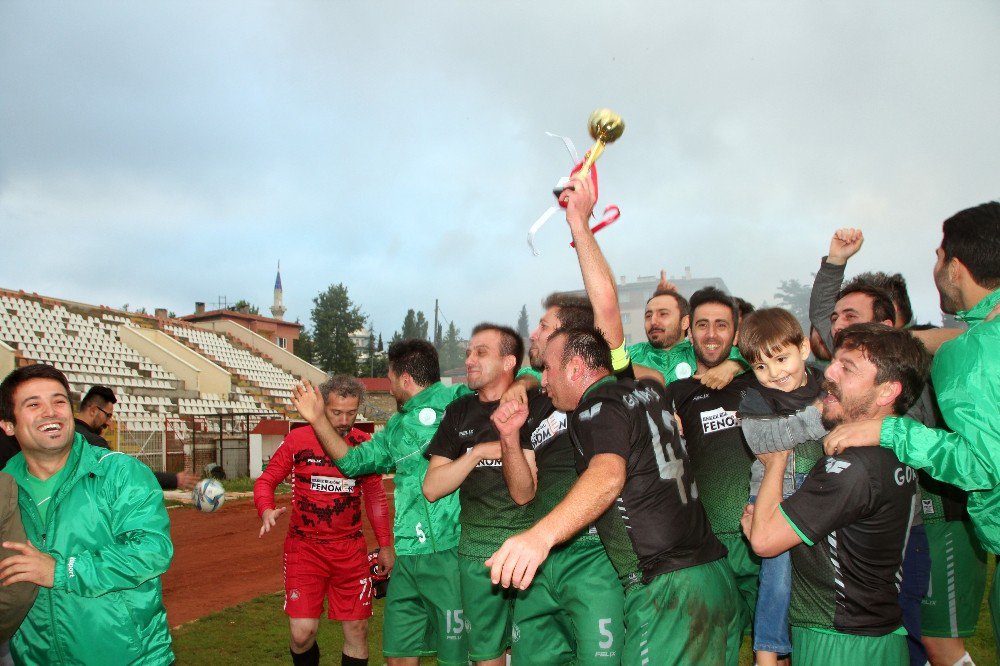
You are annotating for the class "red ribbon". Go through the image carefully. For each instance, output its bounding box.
[570,205,621,247]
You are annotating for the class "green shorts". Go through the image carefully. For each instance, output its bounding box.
[623,558,743,666]
[511,537,624,665]
[458,553,517,661]
[921,520,987,637]
[790,626,906,666]
[717,532,760,632]
[382,549,468,666]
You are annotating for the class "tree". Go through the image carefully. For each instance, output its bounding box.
[294,328,315,363]
[310,284,366,375]
[232,299,260,315]
[773,277,812,334]
[439,322,465,371]
[377,333,384,352]
[517,305,530,339]
[393,309,430,342]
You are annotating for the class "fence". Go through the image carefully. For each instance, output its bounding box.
[164,413,271,479]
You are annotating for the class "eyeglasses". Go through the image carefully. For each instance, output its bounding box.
[96,406,114,420]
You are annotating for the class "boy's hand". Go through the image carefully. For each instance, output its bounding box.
[828,228,864,265]
[292,380,325,424]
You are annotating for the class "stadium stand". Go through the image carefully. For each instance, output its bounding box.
[0,288,341,477]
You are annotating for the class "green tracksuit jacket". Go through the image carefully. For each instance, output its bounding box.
[4,434,174,665]
[881,288,1000,552]
[336,381,470,556]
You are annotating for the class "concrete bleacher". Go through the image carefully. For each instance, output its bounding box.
[0,290,283,433]
[165,323,299,408]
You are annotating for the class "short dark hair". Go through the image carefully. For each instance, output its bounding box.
[646,288,691,319]
[319,375,366,404]
[834,323,931,415]
[689,287,738,327]
[80,385,117,411]
[1,364,72,423]
[836,285,896,325]
[471,323,525,370]
[737,308,804,364]
[733,297,756,324]
[542,293,594,329]
[941,201,1000,290]
[387,339,441,388]
[551,326,613,374]
[842,272,913,326]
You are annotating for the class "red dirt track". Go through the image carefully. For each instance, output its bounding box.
[162,495,384,627]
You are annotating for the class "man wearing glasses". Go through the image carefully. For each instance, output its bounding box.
[75,385,198,491]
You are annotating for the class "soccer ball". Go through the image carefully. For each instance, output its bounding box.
[192,479,226,513]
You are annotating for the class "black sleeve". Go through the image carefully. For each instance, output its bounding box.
[781,455,872,544]
[574,397,632,462]
[424,402,464,460]
[614,362,635,380]
[154,471,178,490]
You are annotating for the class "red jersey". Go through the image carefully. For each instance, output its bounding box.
[254,425,392,546]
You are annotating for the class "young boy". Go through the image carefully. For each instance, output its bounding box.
[737,308,826,666]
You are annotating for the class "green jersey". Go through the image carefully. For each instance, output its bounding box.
[336,381,471,556]
[629,338,746,385]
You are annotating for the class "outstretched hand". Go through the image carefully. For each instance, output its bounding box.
[292,380,325,424]
[259,507,288,537]
[485,529,552,590]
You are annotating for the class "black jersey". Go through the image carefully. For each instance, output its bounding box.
[781,447,917,635]
[425,392,533,558]
[569,377,726,588]
[666,374,756,535]
[520,389,600,545]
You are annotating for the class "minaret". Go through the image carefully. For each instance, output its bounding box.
[270,262,287,320]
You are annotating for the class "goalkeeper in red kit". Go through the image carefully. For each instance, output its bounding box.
[255,375,393,666]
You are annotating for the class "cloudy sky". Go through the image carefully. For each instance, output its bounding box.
[2,2,998,340]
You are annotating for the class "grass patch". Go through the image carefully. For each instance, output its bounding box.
[173,562,997,665]
[219,477,290,494]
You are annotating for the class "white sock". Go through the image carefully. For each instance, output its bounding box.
[952,651,975,666]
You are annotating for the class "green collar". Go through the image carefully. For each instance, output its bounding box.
[582,374,616,399]
[958,288,1000,326]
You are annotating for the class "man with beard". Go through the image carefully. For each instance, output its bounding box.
[827,201,1000,657]
[491,171,626,665]
[629,284,746,387]
[422,324,532,666]
[744,323,927,665]
[0,364,174,665]
[488,326,741,665]
[292,341,471,666]
[664,287,759,634]
[255,375,392,666]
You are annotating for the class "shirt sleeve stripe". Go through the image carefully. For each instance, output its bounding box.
[780,505,814,546]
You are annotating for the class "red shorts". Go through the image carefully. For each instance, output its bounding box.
[283,536,372,620]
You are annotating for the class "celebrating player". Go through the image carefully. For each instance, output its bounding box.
[255,375,392,666]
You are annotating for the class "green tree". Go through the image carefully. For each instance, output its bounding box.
[773,277,812,334]
[232,299,260,315]
[517,305,530,339]
[439,322,465,371]
[294,327,315,363]
[392,309,430,343]
[310,284,366,374]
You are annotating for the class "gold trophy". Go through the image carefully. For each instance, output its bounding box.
[577,108,625,179]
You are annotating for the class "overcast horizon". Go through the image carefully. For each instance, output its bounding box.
[2,2,998,340]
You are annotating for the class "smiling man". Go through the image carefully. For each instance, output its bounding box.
[0,364,174,666]
[744,324,929,665]
[423,323,533,666]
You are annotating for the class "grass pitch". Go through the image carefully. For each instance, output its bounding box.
[172,562,997,665]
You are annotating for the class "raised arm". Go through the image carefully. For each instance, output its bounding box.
[492,400,538,505]
[810,228,863,351]
[563,172,624,349]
